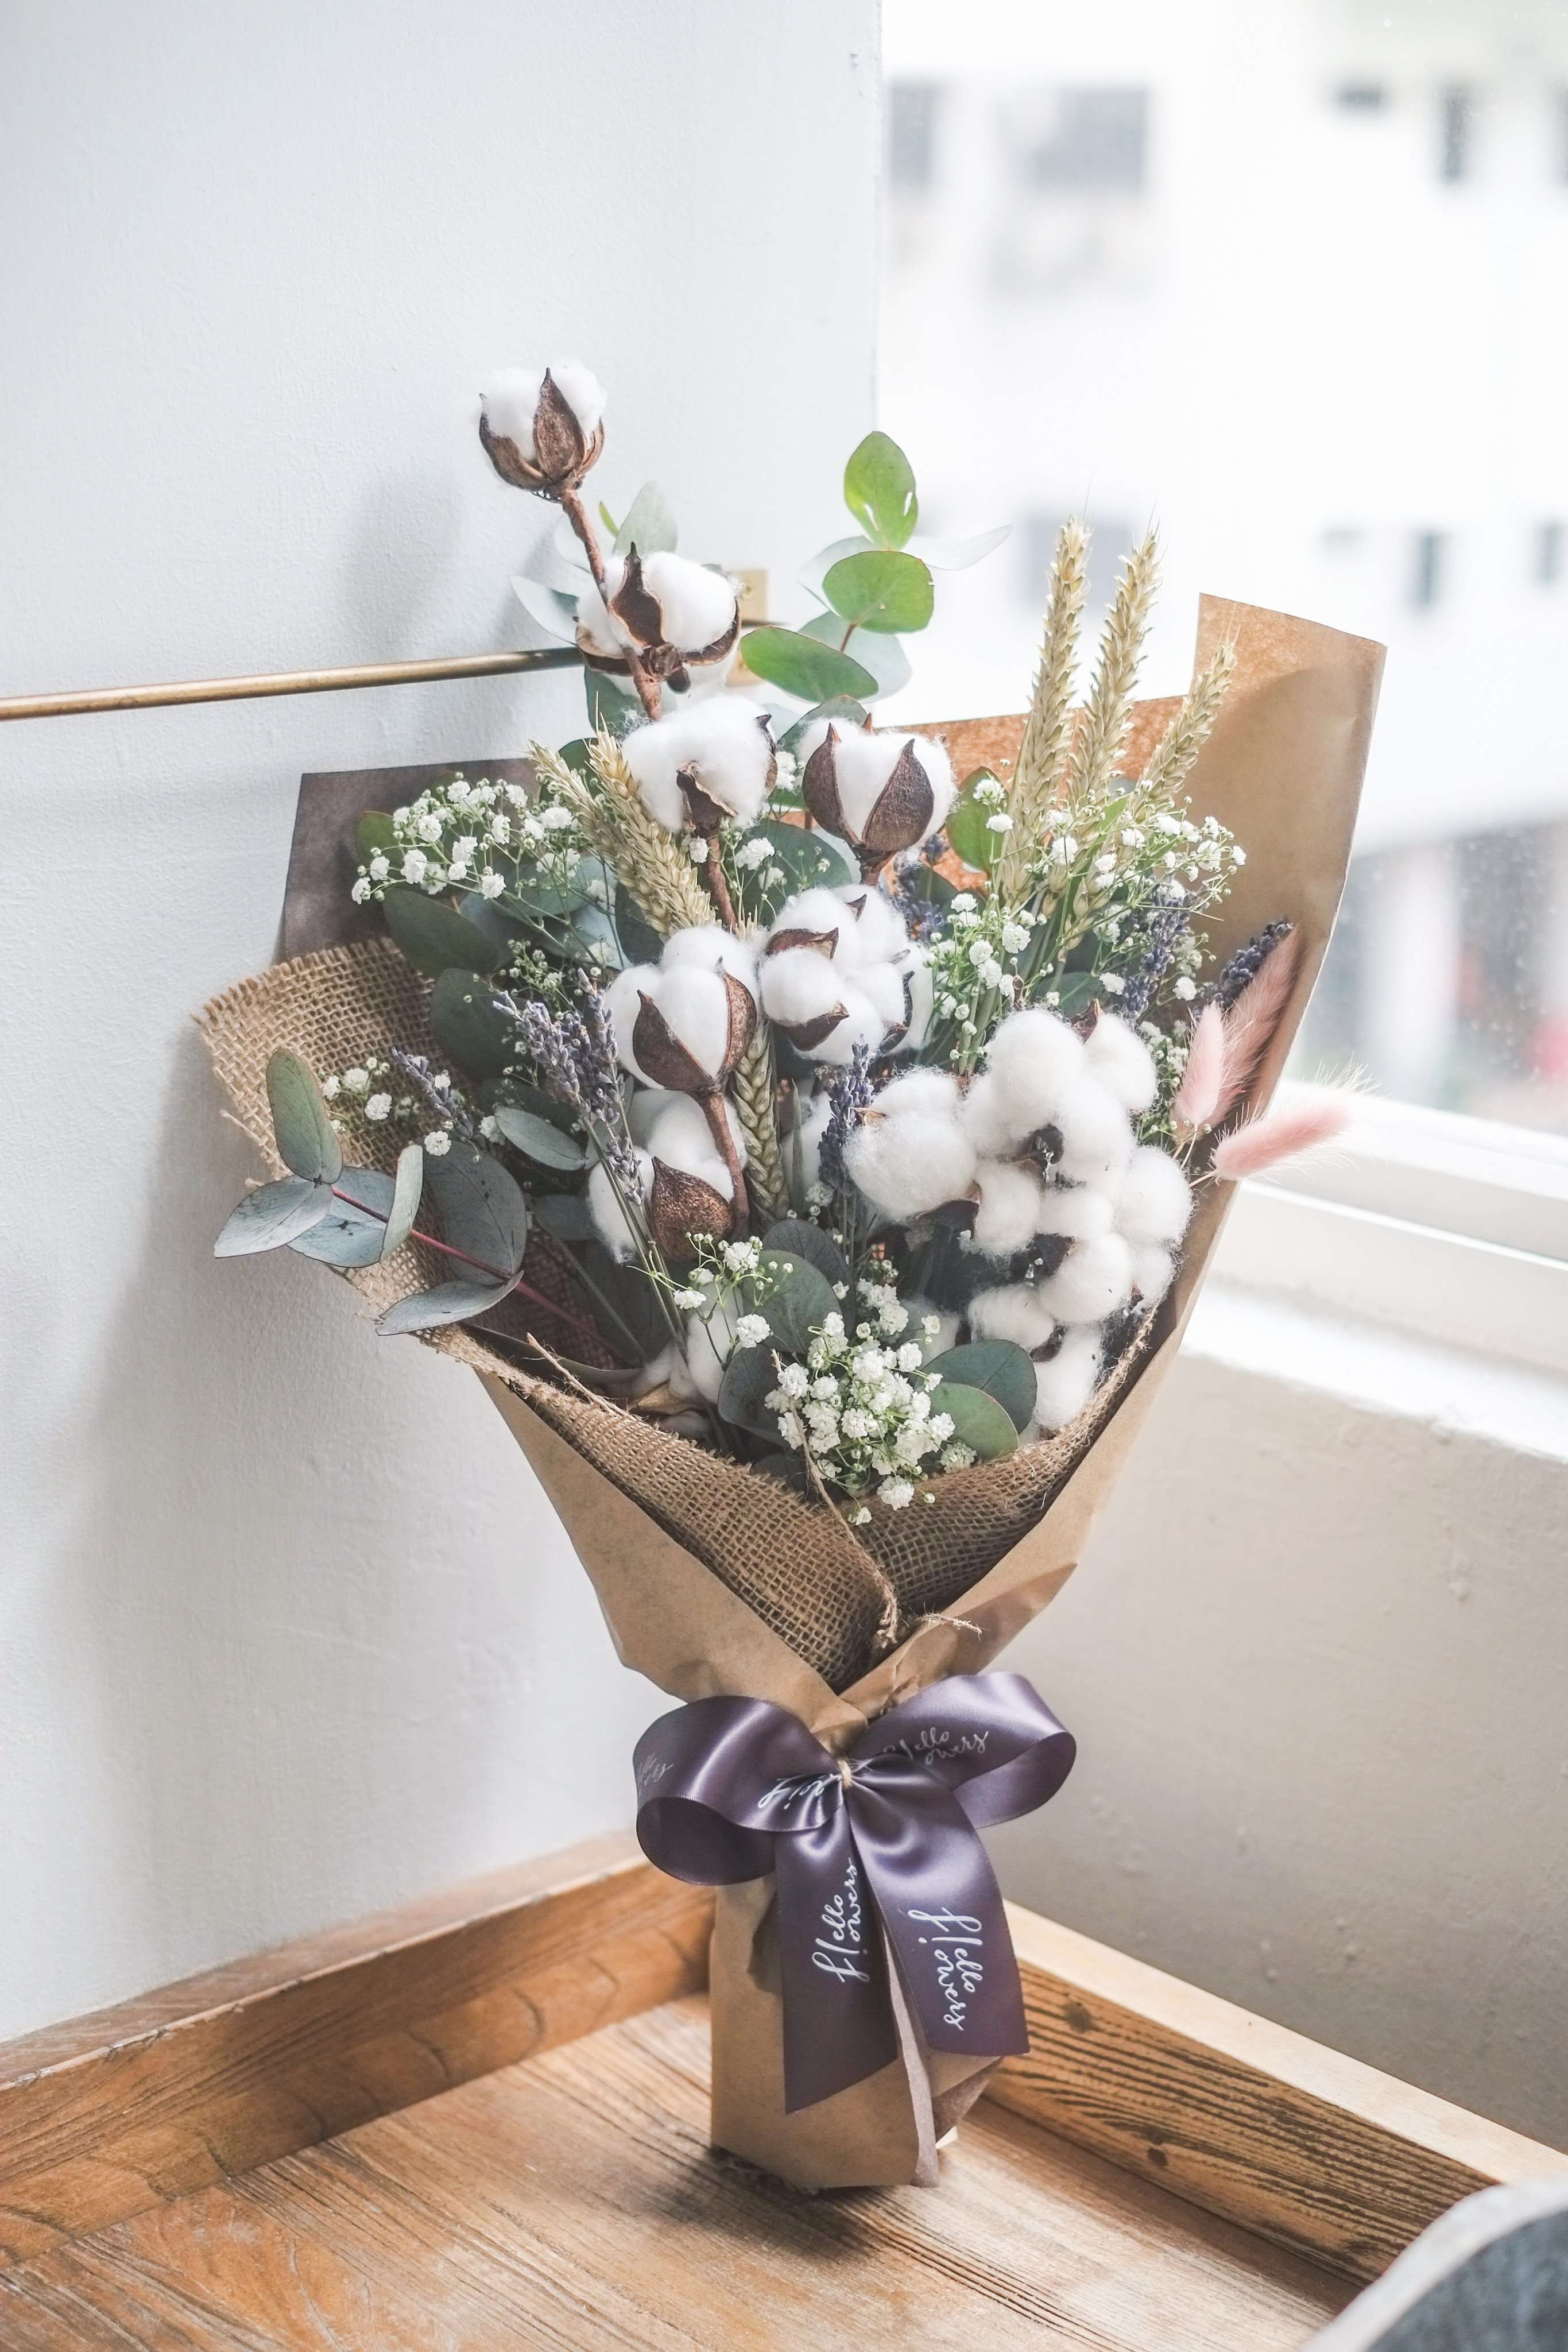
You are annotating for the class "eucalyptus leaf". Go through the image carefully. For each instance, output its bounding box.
[899,858,958,912]
[907,525,1011,571]
[776,695,870,757]
[382,886,505,979]
[1049,971,1103,1016]
[762,1219,850,1287]
[289,1167,394,1268]
[926,1379,1019,1461]
[843,431,919,550]
[532,1190,597,1241]
[593,1250,668,1358]
[376,1274,520,1337]
[425,1143,528,1279]
[384,1144,424,1258]
[738,819,854,919]
[356,810,397,862]
[612,480,677,558]
[798,533,873,604]
[266,1050,343,1184]
[492,1104,588,1171]
[615,882,665,965]
[738,626,877,705]
[799,612,911,701]
[214,1175,334,1257]
[510,576,579,644]
[923,1340,1035,1433]
[717,1342,785,1442]
[429,968,513,1080]
[740,1250,839,1358]
[822,549,934,636]
[944,778,1001,872]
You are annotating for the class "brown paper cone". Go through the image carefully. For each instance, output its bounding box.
[200,597,1383,2188]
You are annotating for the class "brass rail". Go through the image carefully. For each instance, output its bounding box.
[0,644,585,722]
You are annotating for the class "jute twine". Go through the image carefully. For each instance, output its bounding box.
[200,941,1152,1690]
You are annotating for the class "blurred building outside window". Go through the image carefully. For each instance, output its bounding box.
[880,0,1568,1152]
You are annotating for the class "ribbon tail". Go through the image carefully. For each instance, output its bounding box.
[852,1779,1028,2062]
[773,1813,899,2112]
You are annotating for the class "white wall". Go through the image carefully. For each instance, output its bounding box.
[0,0,879,2040]
[998,1286,1568,2149]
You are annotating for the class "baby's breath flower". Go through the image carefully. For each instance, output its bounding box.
[365,1092,392,1121]
[734,1313,771,1348]
[424,1129,451,1156]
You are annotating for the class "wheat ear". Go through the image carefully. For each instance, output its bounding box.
[1064,528,1159,814]
[531,735,713,937]
[1137,640,1236,806]
[730,1024,788,1221]
[996,519,1088,900]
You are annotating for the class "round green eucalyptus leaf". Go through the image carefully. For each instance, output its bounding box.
[923,1340,1035,1433]
[290,1169,394,1267]
[356,810,397,862]
[532,1190,597,1241]
[843,431,919,550]
[382,886,505,978]
[762,1219,850,1288]
[425,1144,528,1279]
[738,627,877,705]
[383,1144,424,1258]
[926,1379,1019,1461]
[429,968,513,1080]
[612,480,677,558]
[615,882,665,965]
[943,776,1003,872]
[717,1343,785,1443]
[491,1104,588,1171]
[214,1174,333,1258]
[266,1049,343,1183]
[740,1249,839,1359]
[822,549,935,636]
[799,612,911,701]
[376,1274,518,1336]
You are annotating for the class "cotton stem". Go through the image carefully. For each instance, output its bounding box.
[557,485,663,724]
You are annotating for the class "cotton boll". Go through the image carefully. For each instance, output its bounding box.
[844,1070,977,1219]
[479,361,605,490]
[630,1088,745,1162]
[765,887,858,962]
[1034,1183,1114,1243]
[648,965,734,1077]
[1129,1244,1175,1307]
[1031,1328,1103,1433]
[1114,1144,1193,1248]
[670,693,776,825]
[806,984,889,1065]
[620,714,690,831]
[603,965,661,1078]
[799,723,956,868]
[587,1148,652,1261]
[640,555,740,656]
[958,1070,1024,1157]
[575,582,629,666]
[968,1284,1058,1351]
[837,884,912,965]
[982,1009,1086,1128]
[761,943,856,1032]
[1032,1232,1135,1325]
[789,1090,833,1193]
[898,956,934,1053]
[971,1162,1047,1257]
[855,960,913,1036]
[1052,1078,1135,1189]
[1083,1012,1157,1113]
[632,1343,679,1400]
[661,923,757,993]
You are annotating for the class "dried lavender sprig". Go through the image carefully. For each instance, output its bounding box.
[386,1049,483,1144]
[501,988,640,1185]
[819,1045,875,1199]
[1206,920,1294,1012]
[1118,900,1187,1023]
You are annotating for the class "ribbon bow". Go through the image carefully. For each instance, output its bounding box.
[633,1672,1075,2111]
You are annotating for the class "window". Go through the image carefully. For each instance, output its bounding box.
[880,0,1568,1161]
[888,82,942,193]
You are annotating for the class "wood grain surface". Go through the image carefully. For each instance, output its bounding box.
[0,1996,1350,2351]
[0,1833,711,2267]
[996,1907,1568,2283]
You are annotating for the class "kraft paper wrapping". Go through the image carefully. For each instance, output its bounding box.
[272,597,1383,2189]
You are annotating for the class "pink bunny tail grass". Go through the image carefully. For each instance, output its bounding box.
[1170,1001,1227,1132]
[1212,1084,1354,1181]
[1216,926,1303,1120]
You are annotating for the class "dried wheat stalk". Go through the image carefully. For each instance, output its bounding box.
[531,733,713,937]
[730,1024,789,1220]
[1064,527,1159,814]
[996,518,1088,901]
[1137,641,1237,807]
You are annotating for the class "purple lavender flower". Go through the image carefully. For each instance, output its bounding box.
[1118,897,1186,1023]
[819,1045,876,1197]
[504,984,638,1183]
[1207,920,1294,1011]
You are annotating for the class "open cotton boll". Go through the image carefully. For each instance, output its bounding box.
[481,361,605,458]
[958,1070,1022,1158]
[620,713,690,831]
[765,887,861,962]
[982,1009,1086,1131]
[606,552,738,658]
[798,722,956,869]
[1113,1144,1193,1248]
[971,1162,1046,1257]
[574,582,626,664]
[788,1090,833,1192]
[660,923,757,992]
[632,1343,679,1401]
[1052,1078,1135,1189]
[836,884,912,965]
[1031,1329,1103,1434]
[1032,1231,1135,1325]
[1129,1244,1175,1307]
[760,949,887,1063]
[844,1068,977,1220]
[626,693,776,830]
[1034,1183,1114,1242]
[630,1089,745,1162]
[604,961,741,1084]
[1083,1012,1157,1113]
[968,1283,1058,1351]
[854,960,914,1035]
[587,1147,652,1262]
[828,730,955,842]
[900,956,935,1053]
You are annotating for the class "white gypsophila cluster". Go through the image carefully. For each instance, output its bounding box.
[633,1233,775,1403]
[479,361,605,460]
[924,889,1037,1057]
[1033,807,1245,1013]
[319,1052,475,1155]
[845,1007,1194,1437]
[764,1283,967,1514]
[350,772,585,908]
[621,693,779,833]
[758,883,932,1066]
[576,551,740,693]
[603,924,756,1087]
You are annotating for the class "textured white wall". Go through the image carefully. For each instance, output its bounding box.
[0,0,879,2038]
[998,1288,1568,2148]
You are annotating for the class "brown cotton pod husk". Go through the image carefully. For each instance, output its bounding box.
[199,595,1383,2192]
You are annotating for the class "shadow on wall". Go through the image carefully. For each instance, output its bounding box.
[28,1019,645,2026]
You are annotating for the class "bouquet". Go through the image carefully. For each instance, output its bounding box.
[201,361,1383,2188]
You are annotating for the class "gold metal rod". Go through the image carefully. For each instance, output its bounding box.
[0,644,584,722]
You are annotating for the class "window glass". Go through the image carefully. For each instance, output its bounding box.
[880,0,1568,1133]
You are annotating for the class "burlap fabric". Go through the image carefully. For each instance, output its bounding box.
[200,937,1158,1691]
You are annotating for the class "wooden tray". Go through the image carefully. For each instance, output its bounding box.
[2,1835,1563,2349]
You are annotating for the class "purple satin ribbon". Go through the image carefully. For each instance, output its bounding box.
[633,1673,1075,2112]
